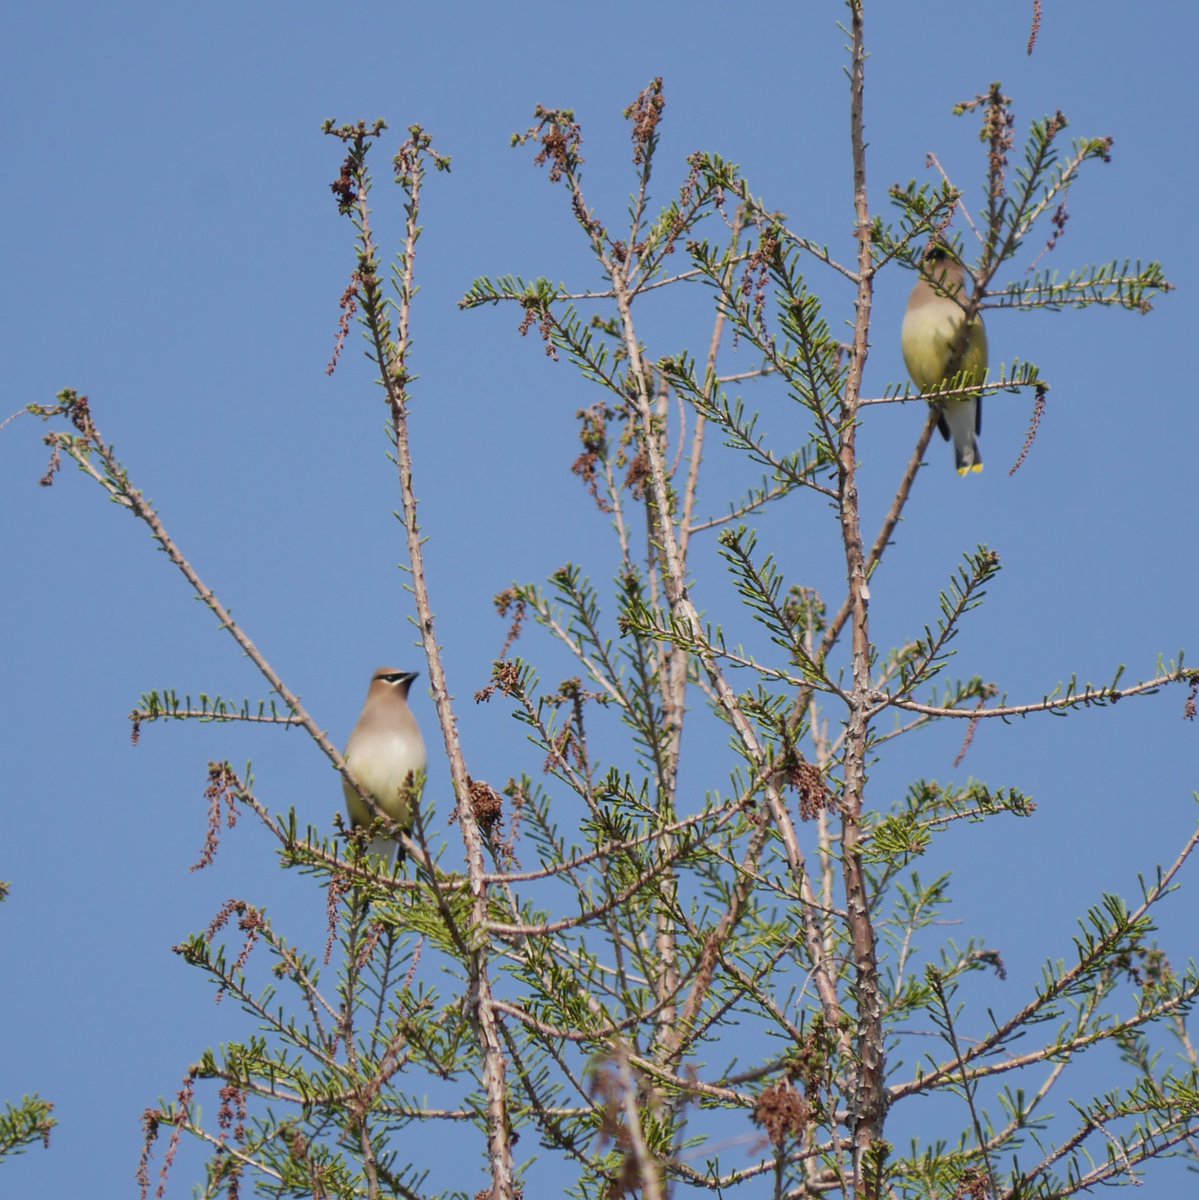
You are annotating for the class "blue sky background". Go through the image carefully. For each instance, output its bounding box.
[2,2,1196,1195]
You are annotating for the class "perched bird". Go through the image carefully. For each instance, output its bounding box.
[342,668,427,862]
[901,245,989,475]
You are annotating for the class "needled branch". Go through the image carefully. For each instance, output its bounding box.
[840,2,888,1188]
[333,121,515,1200]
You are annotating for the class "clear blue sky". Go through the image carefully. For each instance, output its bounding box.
[2,2,1196,1195]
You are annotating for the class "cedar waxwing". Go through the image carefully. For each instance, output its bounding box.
[343,668,427,861]
[901,245,989,475]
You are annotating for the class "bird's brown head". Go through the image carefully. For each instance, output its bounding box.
[369,668,420,699]
[918,242,968,297]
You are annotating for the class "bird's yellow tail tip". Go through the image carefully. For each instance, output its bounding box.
[957,463,984,477]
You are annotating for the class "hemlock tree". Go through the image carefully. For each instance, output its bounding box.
[23,4,1198,1198]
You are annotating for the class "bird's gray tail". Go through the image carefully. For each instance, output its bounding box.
[368,835,402,867]
[955,436,983,476]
